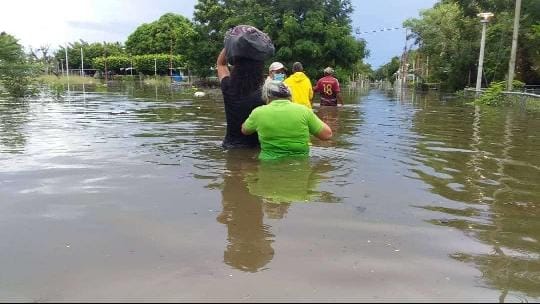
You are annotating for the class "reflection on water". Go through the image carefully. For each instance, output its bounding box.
[409,92,540,301]
[216,150,278,273]
[0,99,29,153]
[214,150,344,273]
[245,158,341,204]
[0,83,539,301]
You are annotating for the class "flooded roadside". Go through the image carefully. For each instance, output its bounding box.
[0,84,538,302]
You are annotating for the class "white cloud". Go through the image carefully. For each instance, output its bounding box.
[0,0,196,50]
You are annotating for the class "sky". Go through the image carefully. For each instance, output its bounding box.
[0,0,438,68]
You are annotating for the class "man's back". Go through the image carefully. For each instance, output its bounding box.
[315,75,341,106]
[284,72,313,109]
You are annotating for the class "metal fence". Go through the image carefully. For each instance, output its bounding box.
[464,87,540,103]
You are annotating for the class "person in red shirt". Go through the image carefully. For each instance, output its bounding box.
[314,67,343,107]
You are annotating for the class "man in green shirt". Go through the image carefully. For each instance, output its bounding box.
[241,81,333,160]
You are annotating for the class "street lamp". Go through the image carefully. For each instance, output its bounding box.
[475,12,494,94]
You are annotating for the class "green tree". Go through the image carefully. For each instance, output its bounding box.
[92,54,185,75]
[0,32,37,97]
[126,13,196,56]
[405,0,540,90]
[190,0,368,81]
[404,2,478,90]
[54,41,125,72]
[373,56,401,84]
[0,32,24,63]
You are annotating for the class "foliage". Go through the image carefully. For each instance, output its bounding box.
[92,54,185,75]
[0,32,24,63]
[403,0,540,91]
[54,41,126,72]
[475,80,526,106]
[29,45,56,75]
[372,56,401,84]
[0,32,38,97]
[126,13,196,56]
[190,0,367,80]
[404,2,478,91]
[475,81,505,105]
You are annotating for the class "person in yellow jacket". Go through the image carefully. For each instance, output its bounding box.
[283,62,313,109]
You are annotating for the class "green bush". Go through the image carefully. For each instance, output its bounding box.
[476,80,530,106]
[475,81,505,106]
[92,56,131,73]
[0,63,38,97]
[92,54,185,75]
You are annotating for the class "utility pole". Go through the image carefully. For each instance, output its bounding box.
[104,42,108,82]
[169,39,173,78]
[426,55,429,81]
[65,44,70,92]
[80,48,84,77]
[65,45,70,80]
[507,0,522,91]
[154,58,157,77]
[476,13,494,94]
[412,55,416,86]
[401,28,409,87]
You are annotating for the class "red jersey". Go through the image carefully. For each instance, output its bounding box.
[314,76,341,106]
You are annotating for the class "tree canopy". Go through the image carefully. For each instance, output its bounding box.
[0,32,24,63]
[126,13,196,57]
[0,32,37,97]
[402,0,540,90]
[54,40,126,72]
[189,0,368,80]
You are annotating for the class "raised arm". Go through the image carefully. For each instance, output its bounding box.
[216,48,230,81]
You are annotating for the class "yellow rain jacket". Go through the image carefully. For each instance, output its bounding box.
[284,72,313,109]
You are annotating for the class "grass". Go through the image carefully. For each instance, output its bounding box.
[38,75,98,85]
[140,76,175,86]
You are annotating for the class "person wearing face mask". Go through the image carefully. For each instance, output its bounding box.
[266,62,286,83]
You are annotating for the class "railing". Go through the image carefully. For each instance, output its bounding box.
[524,85,540,95]
[464,87,540,98]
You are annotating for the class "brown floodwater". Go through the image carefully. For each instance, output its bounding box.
[0,83,539,302]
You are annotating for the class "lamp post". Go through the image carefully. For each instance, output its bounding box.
[80,47,84,77]
[475,12,494,94]
[65,44,70,80]
[507,0,522,91]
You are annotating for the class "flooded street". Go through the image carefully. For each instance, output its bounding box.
[0,84,539,302]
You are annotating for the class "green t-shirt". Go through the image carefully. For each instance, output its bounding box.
[243,100,325,160]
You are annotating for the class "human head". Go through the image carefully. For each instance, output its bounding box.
[324,67,334,76]
[262,80,292,103]
[268,62,286,80]
[292,62,304,73]
[269,62,285,74]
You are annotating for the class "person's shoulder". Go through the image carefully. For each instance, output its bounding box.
[289,102,312,112]
[252,103,269,113]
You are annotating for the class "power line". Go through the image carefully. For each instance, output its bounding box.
[355,27,403,36]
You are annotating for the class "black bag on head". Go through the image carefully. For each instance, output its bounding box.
[224,25,275,64]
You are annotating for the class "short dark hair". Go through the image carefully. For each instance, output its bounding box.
[292,62,303,72]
